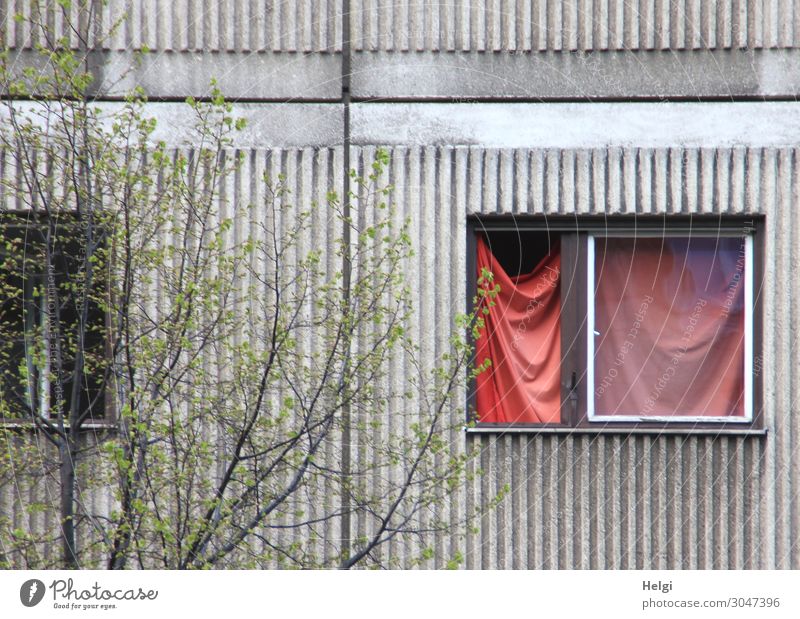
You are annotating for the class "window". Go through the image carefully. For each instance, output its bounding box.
[0,215,111,424]
[468,216,763,434]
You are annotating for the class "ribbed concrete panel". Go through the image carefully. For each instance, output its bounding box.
[347,145,470,568]
[0,101,347,568]
[1,2,343,99]
[0,101,343,211]
[215,144,346,568]
[0,432,116,568]
[0,145,346,568]
[1,0,343,53]
[2,97,799,569]
[350,101,800,568]
[350,0,800,51]
[422,145,775,216]
[0,0,80,50]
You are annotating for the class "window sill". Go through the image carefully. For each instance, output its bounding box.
[465,425,768,437]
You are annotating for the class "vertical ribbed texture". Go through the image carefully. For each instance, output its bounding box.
[0,145,345,568]
[350,0,800,50]
[1,0,343,52]
[2,133,798,567]
[346,144,797,569]
[223,145,345,567]
[6,1,800,53]
[347,145,469,567]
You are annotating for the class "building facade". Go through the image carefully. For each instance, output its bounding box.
[2,1,799,569]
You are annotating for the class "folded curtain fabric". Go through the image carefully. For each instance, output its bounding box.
[474,235,562,424]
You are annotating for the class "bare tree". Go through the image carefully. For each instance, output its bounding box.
[0,2,496,569]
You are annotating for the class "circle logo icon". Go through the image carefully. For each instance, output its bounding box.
[20,579,45,607]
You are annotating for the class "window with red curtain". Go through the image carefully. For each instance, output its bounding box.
[469,217,761,432]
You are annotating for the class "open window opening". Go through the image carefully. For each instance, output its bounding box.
[473,230,563,425]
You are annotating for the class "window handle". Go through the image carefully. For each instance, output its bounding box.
[569,370,578,421]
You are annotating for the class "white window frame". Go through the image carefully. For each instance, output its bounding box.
[586,232,754,424]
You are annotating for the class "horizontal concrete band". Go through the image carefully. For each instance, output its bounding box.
[5,50,343,100]
[351,101,800,148]
[351,49,800,99]
[6,48,800,101]
[0,102,344,148]
[4,100,799,149]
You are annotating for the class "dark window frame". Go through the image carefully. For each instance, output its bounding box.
[466,214,765,436]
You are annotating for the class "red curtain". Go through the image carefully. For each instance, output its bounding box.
[474,236,561,424]
[593,237,746,418]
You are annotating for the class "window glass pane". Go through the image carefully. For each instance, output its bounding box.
[593,236,747,419]
[1,222,109,421]
[0,236,31,418]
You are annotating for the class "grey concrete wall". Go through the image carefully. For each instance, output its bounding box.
[350,102,800,568]
[5,1,800,98]
[1,2,799,569]
[0,103,348,568]
[1,0,343,98]
[349,1,800,98]
[351,49,800,99]
[350,0,800,51]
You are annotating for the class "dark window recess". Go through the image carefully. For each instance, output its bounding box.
[480,230,556,277]
[0,219,109,422]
